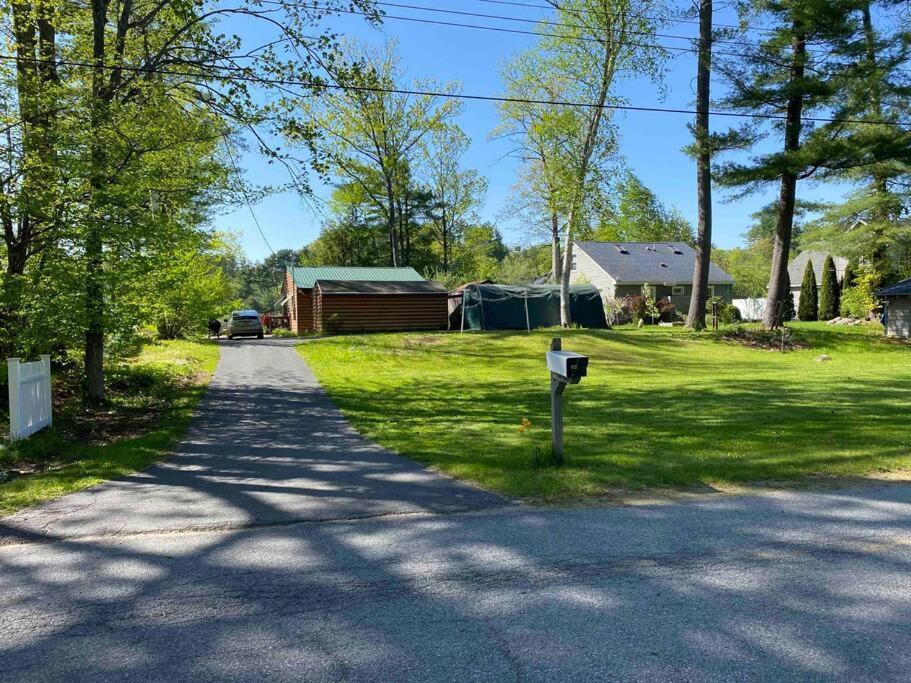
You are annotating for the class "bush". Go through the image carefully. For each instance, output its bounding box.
[798,261,818,321]
[818,255,840,321]
[325,313,343,335]
[626,295,647,324]
[270,328,298,338]
[657,297,677,323]
[720,303,742,324]
[840,266,878,318]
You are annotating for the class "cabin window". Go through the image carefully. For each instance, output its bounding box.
[672,285,685,295]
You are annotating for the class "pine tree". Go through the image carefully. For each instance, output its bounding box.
[798,261,819,321]
[713,0,908,328]
[841,259,857,289]
[818,255,840,320]
[781,268,796,321]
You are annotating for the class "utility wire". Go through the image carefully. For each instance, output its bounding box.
[363,0,797,51]
[2,53,906,128]
[299,1,850,62]
[472,0,782,35]
[223,141,276,256]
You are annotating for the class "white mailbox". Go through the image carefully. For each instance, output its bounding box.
[546,350,588,381]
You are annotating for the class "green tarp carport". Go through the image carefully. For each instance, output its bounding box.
[459,283,608,331]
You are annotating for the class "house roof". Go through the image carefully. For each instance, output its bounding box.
[287,266,425,289]
[574,241,734,285]
[315,279,448,295]
[787,251,848,286]
[877,277,911,297]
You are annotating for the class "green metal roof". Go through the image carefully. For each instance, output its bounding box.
[287,266,425,289]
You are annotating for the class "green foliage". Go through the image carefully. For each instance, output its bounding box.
[269,328,299,338]
[798,262,819,321]
[641,284,659,322]
[148,238,240,340]
[0,340,218,514]
[781,268,796,322]
[818,255,841,321]
[841,259,858,289]
[840,266,878,318]
[594,172,694,243]
[713,245,771,299]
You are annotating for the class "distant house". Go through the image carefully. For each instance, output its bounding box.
[569,241,735,314]
[280,266,448,334]
[878,278,911,339]
[787,251,848,310]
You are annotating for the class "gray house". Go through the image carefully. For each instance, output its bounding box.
[788,250,848,310]
[570,241,734,314]
[878,278,911,339]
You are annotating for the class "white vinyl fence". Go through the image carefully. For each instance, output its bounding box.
[7,355,52,441]
[733,298,768,321]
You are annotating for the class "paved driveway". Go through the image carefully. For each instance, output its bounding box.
[2,339,911,681]
[1,339,504,541]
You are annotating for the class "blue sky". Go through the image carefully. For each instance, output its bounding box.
[215,2,849,263]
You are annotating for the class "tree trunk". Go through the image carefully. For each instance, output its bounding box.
[85,0,108,404]
[551,212,562,284]
[384,176,398,267]
[762,25,806,330]
[686,0,712,330]
[559,210,575,325]
[860,0,894,284]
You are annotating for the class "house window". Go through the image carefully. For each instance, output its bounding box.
[706,285,715,297]
[571,254,578,271]
[672,285,685,296]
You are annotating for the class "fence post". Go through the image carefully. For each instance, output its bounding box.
[41,354,52,427]
[7,358,21,441]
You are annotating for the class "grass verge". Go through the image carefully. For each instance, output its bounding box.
[0,340,219,515]
[299,323,911,500]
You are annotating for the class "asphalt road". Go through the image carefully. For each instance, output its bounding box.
[2,339,910,681]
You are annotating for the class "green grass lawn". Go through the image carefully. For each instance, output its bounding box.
[299,323,911,499]
[0,340,219,514]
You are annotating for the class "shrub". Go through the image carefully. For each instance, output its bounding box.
[781,268,796,321]
[840,266,878,318]
[720,303,742,324]
[704,298,740,325]
[657,297,677,323]
[818,255,840,320]
[626,295,647,324]
[325,313,343,335]
[270,328,298,338]
[798,261,818,321]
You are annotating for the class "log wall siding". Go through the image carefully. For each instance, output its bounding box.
[282,272,315,334]
[313,290,448,333]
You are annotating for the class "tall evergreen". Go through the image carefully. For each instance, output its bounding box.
[798,261,819,321]
[781,268,796,321]
[714,0,908,328]
[841,259,857,289]
[686,0,714,330]
[818,255,840,319]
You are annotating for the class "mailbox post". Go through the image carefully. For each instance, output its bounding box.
[546,338,588,466]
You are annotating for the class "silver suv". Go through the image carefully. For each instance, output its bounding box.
[225,310,264,339]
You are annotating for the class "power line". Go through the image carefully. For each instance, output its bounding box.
[2,53,905,128]
[223,141,276,256]
[472,0,782,35]
[302,2,841,62]
[327,0,764,51]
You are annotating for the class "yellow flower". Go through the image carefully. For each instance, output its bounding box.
[517,425,526,433]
